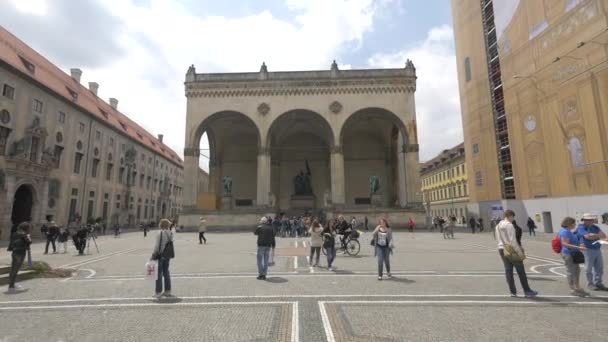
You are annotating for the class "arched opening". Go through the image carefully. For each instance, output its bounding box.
[268,110,334,210]
[193,111,261,208]
[11,185,34,227]
[340,108,408,207]
[161,202,167,218]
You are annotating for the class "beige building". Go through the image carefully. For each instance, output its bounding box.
[179,61,425,228]
[452,0,608,232]
[0,27,185,239]
[421,143,469,222]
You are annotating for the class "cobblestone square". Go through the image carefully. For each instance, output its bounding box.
[1,230,607,341]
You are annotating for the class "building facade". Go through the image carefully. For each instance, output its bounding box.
[421,143,469,222]
[452,0,608,232]
[179,61,424,228]
[0,27,184,239]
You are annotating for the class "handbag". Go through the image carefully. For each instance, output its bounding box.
[503,243,525,263]
[571,250,585,264]
[151,232,163,260]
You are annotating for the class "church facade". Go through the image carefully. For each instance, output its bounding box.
[179,61,424,228]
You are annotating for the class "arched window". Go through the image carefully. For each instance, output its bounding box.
[464,57,472,82]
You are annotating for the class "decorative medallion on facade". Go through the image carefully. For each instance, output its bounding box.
[94,147,100,157]
[56,132,63,143]
[257,103,270,115]
[329,101,343,114]
[524,115,537,132]
[0,109,10,124]
[76,141,83,151]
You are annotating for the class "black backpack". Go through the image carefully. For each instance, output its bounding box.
[160,231,175,259]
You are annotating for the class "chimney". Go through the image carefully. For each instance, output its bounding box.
[109,98,118,110]
[158,134,164,143]
[70,68,82,83]
[88,82,99,96]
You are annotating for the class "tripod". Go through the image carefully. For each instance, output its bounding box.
[86,231,100,254]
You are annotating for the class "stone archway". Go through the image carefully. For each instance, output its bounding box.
[267,109,335,210]
[340,108,410,208]
[11,184,35,227]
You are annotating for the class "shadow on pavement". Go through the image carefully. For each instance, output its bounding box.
[3,288,29,295]
[265,277,288,284]
[155,297,184,304]
[387,277,415,284]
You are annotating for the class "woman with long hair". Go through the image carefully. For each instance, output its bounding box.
[323,221,337,271]
[151,218,175,299]
[559,216,588,296]
[372,218,393,280]
[309,219,324,267]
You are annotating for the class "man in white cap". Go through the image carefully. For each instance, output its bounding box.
[254,216,275,280]
[198,217,207,244]
[576,213,607,291]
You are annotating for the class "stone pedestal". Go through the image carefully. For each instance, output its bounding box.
[290,195,315,209]
[221,195,233,210]
[371,193,383,207]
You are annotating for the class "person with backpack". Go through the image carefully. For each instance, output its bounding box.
[372,218,393,280]
[495,210,537,298]
[151,219,174,299]
[254,216,275,280]
[576,213,607,291]
[558,217,589,296]
[323,223,337,271]
[526,217,537,237]
[7,222,32,294]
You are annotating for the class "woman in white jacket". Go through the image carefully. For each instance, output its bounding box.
[495,210,537,298]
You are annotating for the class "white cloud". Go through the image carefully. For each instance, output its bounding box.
[368,25,463,162]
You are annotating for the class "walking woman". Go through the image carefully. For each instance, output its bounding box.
[309,219,323,267]
[495,210,537,297]
[323,222,337,271]
[444,216,456,239]
[151,219,175,299]
[559,217,589,296]
[372,218,393,280]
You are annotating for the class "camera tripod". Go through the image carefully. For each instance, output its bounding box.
[86,231,100,254]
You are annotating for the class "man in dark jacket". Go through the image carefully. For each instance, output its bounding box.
[526,217,536,236]
[7,222,32,293]
[254,216,275,280]
[44,220,59,254]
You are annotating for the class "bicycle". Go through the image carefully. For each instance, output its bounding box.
[323,230,360,256]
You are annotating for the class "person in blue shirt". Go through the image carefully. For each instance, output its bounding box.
[576,213,607,291]
[560,217,588,296]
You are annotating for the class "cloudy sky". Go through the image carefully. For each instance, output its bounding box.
[1,0,463,165]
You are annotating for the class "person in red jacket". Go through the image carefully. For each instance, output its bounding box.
[407,218,415,232]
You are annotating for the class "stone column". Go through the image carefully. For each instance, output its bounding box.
[330,146,345,207]
[256,147,271,207]
[182,147,200,208]
[401,143,421,206]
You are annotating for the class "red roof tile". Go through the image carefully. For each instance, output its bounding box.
[0,25,182,167]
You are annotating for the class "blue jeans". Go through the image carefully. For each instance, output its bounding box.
[325,246,336,268]
[583,248,604,288]
[257,246,270,276]
[376,246,391,276]
[156,257,171,294]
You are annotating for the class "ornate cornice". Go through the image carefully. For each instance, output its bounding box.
[186,79,416,98]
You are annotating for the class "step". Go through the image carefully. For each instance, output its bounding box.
[0,270,37,286]
[0,265,10,275]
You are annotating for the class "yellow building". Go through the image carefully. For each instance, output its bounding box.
[451,0,608,232]
[421,143,469,223]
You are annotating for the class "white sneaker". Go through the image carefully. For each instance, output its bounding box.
[162,291,174,298]
[153,293,163,299]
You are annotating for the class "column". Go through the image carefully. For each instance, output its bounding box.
[182,147,200,209]
[397,145,407,208]
[256,147,271,207]
[402,143,422,205]
[330,146,345,207]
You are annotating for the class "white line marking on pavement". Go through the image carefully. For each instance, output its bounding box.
[59,248,140,269]
[2,294,608,306]
[530,263,559,274]
[549,266,567,277]
[293,256,298,270]
[318,302,336,342]
[83,269,96,279]
[292,301,299,342]
[0,301,296,311]
[322,300,608,306]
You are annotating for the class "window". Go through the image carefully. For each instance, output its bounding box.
[58,111,66,124]
[91,159,100,178]
[464,57,472,82]
[109,137,114,146]
[53,145,64,165]
[140,174,144,187]
[33,99,43,113]
[147,176,151,189]
[95,130,101,141]
[2,84,15,99]
[463,183,468,195]
[106,163,113,181]
[119,167,125,184]
[79,122,85,133]
[475,171,483,186]
[0,126,10,156]
[74,153,83,174]
[472,143,479,154]
[29,136,39,162]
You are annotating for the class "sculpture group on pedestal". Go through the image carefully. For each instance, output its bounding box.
[293,160,313,196]
[222,176,232,195]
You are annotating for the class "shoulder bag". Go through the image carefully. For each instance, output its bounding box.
[571,250,585,264]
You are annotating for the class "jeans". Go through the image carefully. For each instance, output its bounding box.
[155,257,171,294]
[499,249,531,294]
[377,246,391,276]
[562,253,581,289]
[199,232,206,244]
[310,247,321,265]
[257,246,270,276]
[325,246,336,268]
[9,252,26,288]
[45,236,56,253]
[529,228,536,236]
[583,249,604,288]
